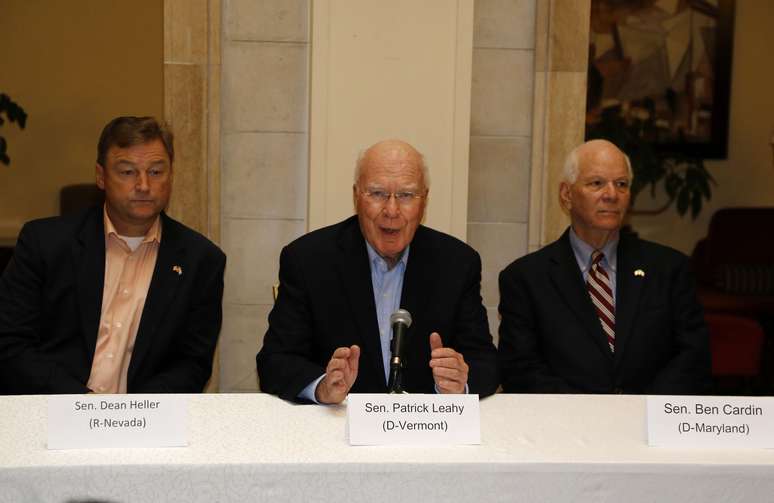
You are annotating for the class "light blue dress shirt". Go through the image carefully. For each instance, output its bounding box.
[297,242,408,403]
[568,227,619,303]
[366,241,409,383]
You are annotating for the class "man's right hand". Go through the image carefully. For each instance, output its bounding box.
[315,345,360,404]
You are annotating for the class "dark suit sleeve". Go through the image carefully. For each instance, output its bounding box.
[134,249,226,393]
[497,265,580,393]
[0,224,90,394]
[256,245,326,402]
[645,255,712,394]
[451,251,498,397]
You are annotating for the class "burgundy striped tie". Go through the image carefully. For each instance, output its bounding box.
[588,250,615,352]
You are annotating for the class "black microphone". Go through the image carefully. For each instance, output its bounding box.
[387,309,412,394]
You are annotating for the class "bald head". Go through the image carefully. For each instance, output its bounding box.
[559,139,632,248]
[353,139,429,267]
[354,140,429,189]
[563,139,632,184]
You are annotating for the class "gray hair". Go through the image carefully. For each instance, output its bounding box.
[562,142,633,184]
[353,148,431,189]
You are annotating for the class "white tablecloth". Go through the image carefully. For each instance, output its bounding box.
[1,393,773,502]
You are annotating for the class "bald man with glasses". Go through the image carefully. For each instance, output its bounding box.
[257,140,498,404]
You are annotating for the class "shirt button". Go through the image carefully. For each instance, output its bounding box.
[122,288,130,296]
[115,321,122,328]
[107,353,114,359]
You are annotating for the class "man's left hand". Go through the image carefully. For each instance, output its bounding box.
[428,332,468,394]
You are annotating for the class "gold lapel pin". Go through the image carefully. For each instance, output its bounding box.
[173,265,183,276]
[634,269,645,277]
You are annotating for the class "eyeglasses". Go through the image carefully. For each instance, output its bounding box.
[360,188,425,206]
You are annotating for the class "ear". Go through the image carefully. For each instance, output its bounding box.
[419,188,429,224]
[95,164,106,190]
[559,182,572,211]
[352,184,358,212]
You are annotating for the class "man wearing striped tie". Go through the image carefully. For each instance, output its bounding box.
[497,139,711,394]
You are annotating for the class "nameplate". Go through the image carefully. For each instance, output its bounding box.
[47,395,188,450]
[647,396,774,448]
[346,393,480,445]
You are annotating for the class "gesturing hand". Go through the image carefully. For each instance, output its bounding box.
[428,332,468,394]
[315,345,360,404]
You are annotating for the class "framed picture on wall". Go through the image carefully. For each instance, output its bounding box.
[586,0,735,159]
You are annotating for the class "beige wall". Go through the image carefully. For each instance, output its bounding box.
[629,1,774,254]
[218,0,310,392]
[0,1,163,239]
[468,0,538,343]
[309,0,474,239]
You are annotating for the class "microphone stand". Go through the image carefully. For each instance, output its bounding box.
[387,356,406,394]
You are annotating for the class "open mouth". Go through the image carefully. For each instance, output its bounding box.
[380,226,400,235]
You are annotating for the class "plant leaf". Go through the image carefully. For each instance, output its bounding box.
[664,172,682,199]
[0,137,8,165]
[676,186,691,216]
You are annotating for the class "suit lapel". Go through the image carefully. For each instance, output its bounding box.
[335,218,383,381]
[548,230,613,360]
[129,213,185,381]
[612,233,645,366]
[74,208,106,362]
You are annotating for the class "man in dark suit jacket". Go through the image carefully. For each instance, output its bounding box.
[257,140,498,403]
[498,139,711,394]
[0,116,225,394]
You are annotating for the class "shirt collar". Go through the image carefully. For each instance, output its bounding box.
[568,227,618,274]
[103,205,162,245]
[365,240,409,273]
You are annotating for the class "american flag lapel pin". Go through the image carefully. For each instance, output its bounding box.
[173,265,183,276]
[634,269,645,277]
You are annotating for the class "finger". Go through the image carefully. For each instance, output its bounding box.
[429,332,443,351]
[326,369,345,386]
[348,345,360,366]
[331,346,352,359]
[340,347,359,384]
[432,366,464,382]
[430,347,462,360]
[429,356,465,369]
[326,357,347,373]
[348,345,360,378]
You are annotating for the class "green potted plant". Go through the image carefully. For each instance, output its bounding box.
[586,103,715,219]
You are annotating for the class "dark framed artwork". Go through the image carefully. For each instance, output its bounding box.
[586,0,735,159]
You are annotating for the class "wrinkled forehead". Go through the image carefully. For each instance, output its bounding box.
[105,140,171,165]
[360,146,424,187]
[578,144,629,179]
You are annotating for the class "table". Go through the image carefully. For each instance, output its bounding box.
[1,394,773,502]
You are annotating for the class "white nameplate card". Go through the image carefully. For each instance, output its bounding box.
[347,393,480,446]
[647,396,774,448]
[48,394,188,450]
